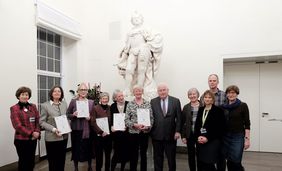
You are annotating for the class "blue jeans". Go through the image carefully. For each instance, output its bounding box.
[223,132,245,171]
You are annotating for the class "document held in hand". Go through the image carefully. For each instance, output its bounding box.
[76,100,89,118]
[137,108,151,126]
[54,115,72,134]
[96,117,110,134]
[113,113,126,131]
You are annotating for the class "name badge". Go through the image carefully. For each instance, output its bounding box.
[29,117,35,123]
[200,128,207,134]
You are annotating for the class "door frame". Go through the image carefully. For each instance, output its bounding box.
[223,54,282,152]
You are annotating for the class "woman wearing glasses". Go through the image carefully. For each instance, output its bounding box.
[194,90,225,171]
[67,83,95,171]
[222,85,250,171]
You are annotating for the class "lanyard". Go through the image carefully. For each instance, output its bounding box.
[202,110,209,127]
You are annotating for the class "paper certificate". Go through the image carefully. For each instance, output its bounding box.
[54,115,72,134]
[113,113,125,131]
[76,100,89,118]
[137,108,151,126]
[96,117,110,134]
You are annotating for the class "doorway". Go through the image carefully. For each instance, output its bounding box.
[224,59,282,152]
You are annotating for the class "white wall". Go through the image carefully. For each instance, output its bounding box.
[78,0,282,104]
[1,0,282,167]
[0,0,82,167]
[0,0,38,166]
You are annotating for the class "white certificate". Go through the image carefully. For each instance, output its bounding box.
[54,115,72,134]
[96,117,110,134]
[113,113,125,131]
[76,100,89,118]
[137,108,151,126]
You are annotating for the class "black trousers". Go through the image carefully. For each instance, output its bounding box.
[227,160,245,171]
[216,157,226,171]
[128,133,149,171]
[95,135,112,171]
[198,161,216,171]
[152,139,176,171]
[187,134,197,171]
[45,139,68,171]
[14,139,37,171]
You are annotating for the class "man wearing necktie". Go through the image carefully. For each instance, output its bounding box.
[150,83,182,171]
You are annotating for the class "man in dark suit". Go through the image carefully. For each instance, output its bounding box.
[150,83,182,171]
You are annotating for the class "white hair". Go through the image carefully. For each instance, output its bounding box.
[157,82,169,90]
[132,84,144,92]
[100,92,110,99]
[187,88,200,98]
[112,89,123,102]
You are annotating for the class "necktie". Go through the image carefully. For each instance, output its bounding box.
[162,99,166,116]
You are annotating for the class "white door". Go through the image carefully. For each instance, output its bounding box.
[224,63,260,151]
[224,62,282,152]
[259,63,282,152]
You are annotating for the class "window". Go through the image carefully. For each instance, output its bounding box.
[37,27,62,106]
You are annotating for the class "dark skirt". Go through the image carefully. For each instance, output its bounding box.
[71,130,93,162]
[197,139,221,164]
[112,131,130,162]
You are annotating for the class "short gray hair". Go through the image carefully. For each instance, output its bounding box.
[100,92,110,99]
[187,88,200,98]
[112,89,123,102]
[132,85,144,92]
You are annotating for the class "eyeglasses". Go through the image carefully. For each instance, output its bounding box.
[79,89,88,92]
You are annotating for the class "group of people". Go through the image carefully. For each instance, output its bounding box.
[181,74,250,171]
[10,74,250,171]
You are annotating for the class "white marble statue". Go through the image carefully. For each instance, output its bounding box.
[117,11,163,100]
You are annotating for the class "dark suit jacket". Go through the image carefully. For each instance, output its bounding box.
[150,96,182,141]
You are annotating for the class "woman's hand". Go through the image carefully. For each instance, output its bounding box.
[133,123,144,130]
[52,128,62,137]
[101,132,109,137]
[141,126,150,130]
[174,132,181,140]
[73,111,78,117]
[244,138,250,150]
[197,136,208,144]
[111,126,116,132]
[32,131,40,139]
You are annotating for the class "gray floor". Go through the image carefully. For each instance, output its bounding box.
[1,151,282,171]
